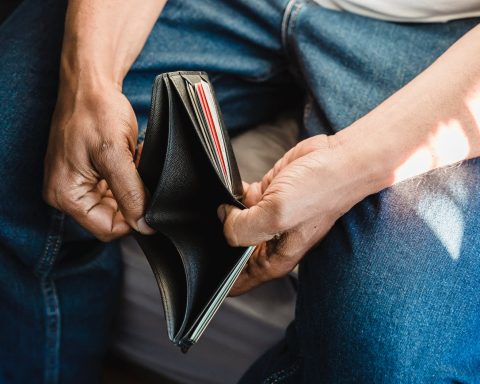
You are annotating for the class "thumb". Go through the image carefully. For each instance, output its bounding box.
[97,149,155,235]
[217,203,278,247]
[242,181,263,207]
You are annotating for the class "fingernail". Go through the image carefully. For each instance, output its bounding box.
[137,217,155,235]
[217,205,227,223]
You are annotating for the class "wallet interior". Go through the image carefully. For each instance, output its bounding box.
[136,72,252,351]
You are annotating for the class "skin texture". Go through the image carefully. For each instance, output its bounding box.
[220,24,480,296]
[43,1,480,293]
[43,0,167,241]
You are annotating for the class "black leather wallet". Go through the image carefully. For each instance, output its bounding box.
[135,71,255,352]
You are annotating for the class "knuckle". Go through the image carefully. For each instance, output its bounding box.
[42,185,56,207]
[254,255,271,272]
[95,231,117,243]
[92,222,126,243]
[223,212,241,247]
[265,241,298,278]
[94,139,117,168]
[95,222,130,242]
[42,181,66,211]
[116,189,144,213]
[223,226,238,247]
[94,139,132,175]
[42,170,59,206]
[250,244,271,272]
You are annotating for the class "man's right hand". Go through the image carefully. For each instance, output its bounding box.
[43,81,155,241]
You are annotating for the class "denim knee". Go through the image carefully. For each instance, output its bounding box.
[294,159,480,382]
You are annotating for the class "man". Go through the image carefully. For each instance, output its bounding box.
[1,0,479,383]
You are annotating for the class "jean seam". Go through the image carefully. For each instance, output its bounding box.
[41,278,61,384]
[33,209,64,384]
[281,0,305,63]
[280,0,297,57]
[262,359,300,384]
[35,209,65,277]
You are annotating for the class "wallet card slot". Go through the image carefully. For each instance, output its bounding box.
[169,74,230,194]
[134,232,187,340]
[198,73,244,199]
[161,220,250,345]
[169,73,245,206]
[138,75,169,194]
[159,229,218,342]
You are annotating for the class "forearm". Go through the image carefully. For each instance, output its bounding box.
[338,24,480,199]
[61,0,167,90]
[44,1,167,239]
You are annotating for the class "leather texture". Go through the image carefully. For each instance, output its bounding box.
[135,72,249,351]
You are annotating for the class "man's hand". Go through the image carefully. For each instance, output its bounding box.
[220,24,480,296]
[41,0,167,241]
[43,83,154,241]
[218,135,370,296]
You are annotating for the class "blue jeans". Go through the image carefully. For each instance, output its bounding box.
[1,0,479,383]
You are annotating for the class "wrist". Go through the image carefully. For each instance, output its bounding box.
[332,125,395,201]
[60,16,128,94]
[59,45,124,92]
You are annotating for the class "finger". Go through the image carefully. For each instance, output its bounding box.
[76,185,118,212]
[242,181,263,207]
[134,142,144,167]
[94,144,155,235]
[59,186,132,241]
[43,167,130,241]
[229,270,259,296]
[218,203,282,246]
[74,201,132,242]
[229,244,269,296]
[230,239,296,296]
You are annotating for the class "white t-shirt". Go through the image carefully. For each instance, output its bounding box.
[313,0,480,22]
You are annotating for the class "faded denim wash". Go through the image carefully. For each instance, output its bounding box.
[0,0,479,383]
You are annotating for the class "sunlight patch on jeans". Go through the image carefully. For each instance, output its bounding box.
[417,194,464,261]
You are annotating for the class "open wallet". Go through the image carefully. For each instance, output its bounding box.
[135,71,256,353]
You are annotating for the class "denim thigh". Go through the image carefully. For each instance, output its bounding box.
[125,0,301,139]
[296,161,480,383]
[241,3,480,384]
[0,1,123,383]
[272,3,479,383]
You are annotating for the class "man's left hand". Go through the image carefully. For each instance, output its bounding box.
[218,134,370,296]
